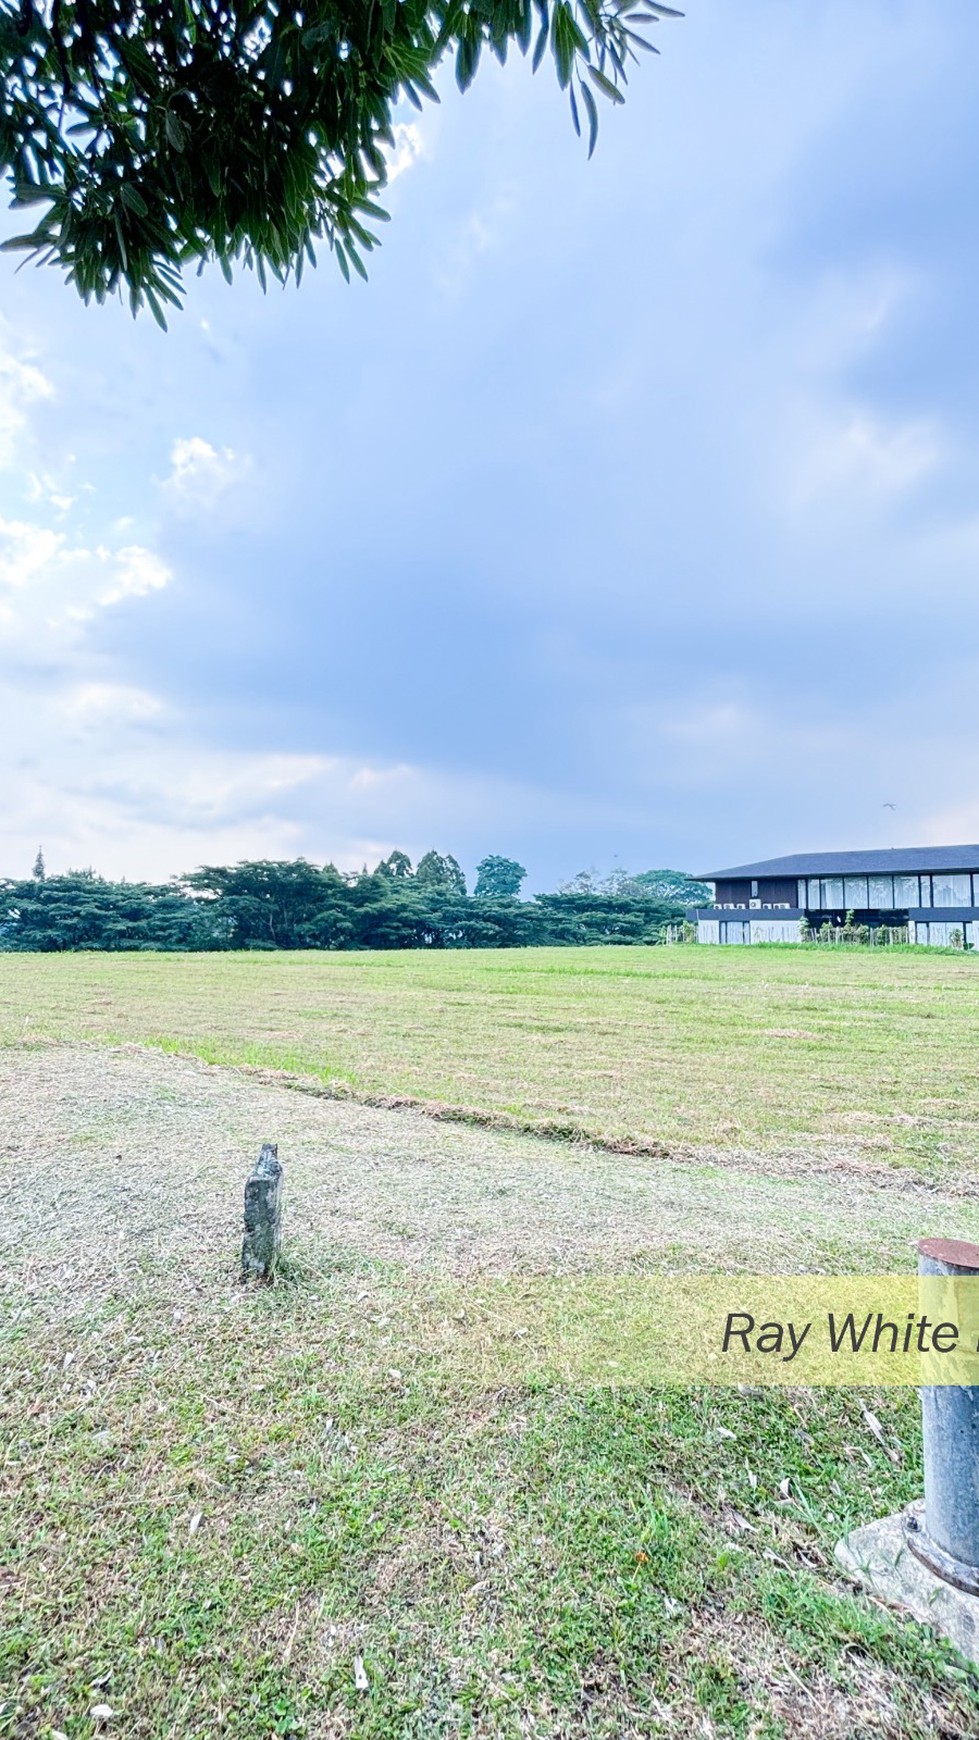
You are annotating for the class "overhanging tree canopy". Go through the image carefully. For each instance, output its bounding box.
[0,0,679,323]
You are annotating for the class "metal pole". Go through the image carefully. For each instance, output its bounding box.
[903,1236,979,1594]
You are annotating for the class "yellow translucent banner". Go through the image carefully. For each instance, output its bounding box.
[419,1274,979,1387]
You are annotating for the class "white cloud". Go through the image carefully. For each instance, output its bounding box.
[159,752,332,824]
[0,530,171,648]
[0,334,173,659]
[0,341,53,467]
[163,435,246,505]
[435,195,514,298]
[0,517,64,593]
[385,122,426,184]
[349,762,416,791]
[26,471,75,515]
[790,408,942,504]
[59,683,166,725]
[96,544,171,607]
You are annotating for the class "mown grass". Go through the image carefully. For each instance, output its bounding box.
[4,947,979,1735]
[4,1259,978,1739]
[2,944,979,1172]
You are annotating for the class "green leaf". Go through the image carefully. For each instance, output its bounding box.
[587,64,626,103]
[143,286,169,331]
[0,0,673,314]
[118,183,149,216]
[580,79,599,157]
[113,212,129,270]
[164,111,188,151]
[531,18,549,73]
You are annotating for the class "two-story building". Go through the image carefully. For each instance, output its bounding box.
[690,845,979,946]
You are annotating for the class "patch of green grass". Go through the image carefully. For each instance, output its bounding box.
[3,945,979,1172]
[3,1267,977,1738]
[5,945,979,1736]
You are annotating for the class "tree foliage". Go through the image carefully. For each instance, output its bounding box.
[0,0,680,321]
[0,870,229,949]
[474,853,526,898]
[414,848,466,894]
[0,847,689,950]
[560,864,709,905]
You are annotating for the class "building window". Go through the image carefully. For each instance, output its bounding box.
[893,875,919,908]
[844,876,868,908]
[807,879,821,909]
[868,876,894,909]
[932,873,971,908]
[822,877,844,908]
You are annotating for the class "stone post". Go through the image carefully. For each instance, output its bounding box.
[241,1142,283,1280]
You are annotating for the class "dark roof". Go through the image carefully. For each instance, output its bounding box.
[700,845,979,880]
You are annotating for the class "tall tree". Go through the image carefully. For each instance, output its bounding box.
[376,850,414,880]
[0,871,227,950]
[415,849,467,895]
[31,845,45,881]
[474,854,526,898]
[0,2,680,322]
[617,867,711,905]
[181,857,347,948]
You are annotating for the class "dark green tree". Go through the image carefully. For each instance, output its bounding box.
[415,849,466,895]
[0,1,679,323]
[0,847,689,953]
[376,850,414,880]
[613,867,711,906]
[0,871,228,949]
[532,889,675,943]
[181,857,348,947]
[31,845,45,880]
[474,854,526,898]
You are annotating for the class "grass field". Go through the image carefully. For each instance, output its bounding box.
[3,947,979,1737]
[3,944,979,1172]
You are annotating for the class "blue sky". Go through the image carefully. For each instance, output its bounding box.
[3,0,979,890]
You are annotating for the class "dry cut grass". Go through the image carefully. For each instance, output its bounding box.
[2,945,979,1175]
[3,1043,979,1737]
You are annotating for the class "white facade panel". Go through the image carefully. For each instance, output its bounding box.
[749,919,801,945]
[697,919,720,945]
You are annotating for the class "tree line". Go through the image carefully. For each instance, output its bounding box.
[0,851,709,953]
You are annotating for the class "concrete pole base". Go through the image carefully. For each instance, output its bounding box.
[903,1500,979,1596]
[835,1511,979,1667]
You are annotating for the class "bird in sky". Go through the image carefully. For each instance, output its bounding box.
[883,802,896,810]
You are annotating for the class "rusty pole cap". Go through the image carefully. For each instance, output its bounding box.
[918,1236,979,1271]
